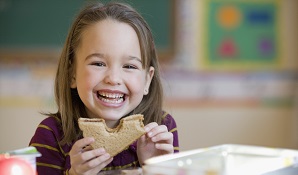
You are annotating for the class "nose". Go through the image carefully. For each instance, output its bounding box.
[104,67,122,85]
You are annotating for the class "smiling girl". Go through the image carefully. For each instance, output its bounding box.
[29,2,179,175]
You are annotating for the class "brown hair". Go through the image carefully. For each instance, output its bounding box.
[51,2,164,145]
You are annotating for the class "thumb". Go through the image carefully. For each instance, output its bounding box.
[137,134,147,147]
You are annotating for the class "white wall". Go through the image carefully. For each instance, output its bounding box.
[0,108,46,151]
[165,106,295,151]
[0,105,296,152]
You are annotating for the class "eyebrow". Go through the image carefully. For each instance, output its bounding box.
[128,56,142,63]
[85,53,105,61]
[85,53,142,63]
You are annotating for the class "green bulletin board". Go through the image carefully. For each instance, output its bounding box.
[204,0,281,70]
[0,0,174,60]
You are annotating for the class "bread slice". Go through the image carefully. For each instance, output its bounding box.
[78,114,146,157]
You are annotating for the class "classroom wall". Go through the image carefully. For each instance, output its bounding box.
[166,106,296,151]
[0,0,298,153]
[167,0,298,151]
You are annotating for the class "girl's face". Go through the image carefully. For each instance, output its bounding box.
[71,19,154,128]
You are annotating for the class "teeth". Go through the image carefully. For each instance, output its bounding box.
[99,92,124,98]
[98,96,124,104]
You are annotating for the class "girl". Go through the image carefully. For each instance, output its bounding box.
[29,2,179,175]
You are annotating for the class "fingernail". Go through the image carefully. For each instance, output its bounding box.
[145,127,149,132]
[104,153,110,159]
[89,137,95,142]
[98,148,105,153]
[148,132,152,137]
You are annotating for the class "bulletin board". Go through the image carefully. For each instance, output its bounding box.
[203,0,281,70]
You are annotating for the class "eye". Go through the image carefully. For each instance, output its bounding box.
[91,62,105,67]
[123,64,138,69]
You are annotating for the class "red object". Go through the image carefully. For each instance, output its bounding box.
[0,156,35,175]
[218,38,238,58]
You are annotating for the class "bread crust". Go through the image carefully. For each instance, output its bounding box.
[78,114,146,157]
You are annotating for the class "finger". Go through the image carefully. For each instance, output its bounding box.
[144,122,158,133]
[151,132,173,144]
[83,157,114,175]
[138,134,147,143]
[72,151,110,174]
[147,125,168,138]
[70,137,95,155]
[79,148,107,162]
[80,153,111,171]
[155,143,174,154]
[82,145,93,152]
[71,148,107,168]
[93,157,114,173]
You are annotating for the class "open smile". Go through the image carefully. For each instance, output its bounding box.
[97,91,125,104]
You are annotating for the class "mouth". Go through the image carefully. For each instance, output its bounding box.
[97,91,125,104]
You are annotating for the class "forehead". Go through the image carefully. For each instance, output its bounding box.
[77,19,142,59]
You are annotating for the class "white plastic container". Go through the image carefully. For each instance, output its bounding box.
[2,146,41,171]
[143,144,298,175]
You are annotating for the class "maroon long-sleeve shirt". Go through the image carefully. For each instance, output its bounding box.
[29,112,179,174]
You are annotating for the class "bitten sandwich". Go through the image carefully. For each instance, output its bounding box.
[78,114,146,157]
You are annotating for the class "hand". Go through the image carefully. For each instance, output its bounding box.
[68,137,113,175]
[137,122,174,165]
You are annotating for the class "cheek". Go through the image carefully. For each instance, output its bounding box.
[126,74,147,94]
[76,69,98,91]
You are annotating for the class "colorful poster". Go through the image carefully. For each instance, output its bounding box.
[203,0,281,70]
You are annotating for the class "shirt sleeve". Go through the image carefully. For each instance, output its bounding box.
[162,112,179,153]
[29,117,70,175]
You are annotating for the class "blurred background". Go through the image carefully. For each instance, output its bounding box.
[0,0,297,152]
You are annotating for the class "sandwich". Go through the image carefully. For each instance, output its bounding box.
[78,114,146,157]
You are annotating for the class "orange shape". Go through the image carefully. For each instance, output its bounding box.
[217,5,242,29]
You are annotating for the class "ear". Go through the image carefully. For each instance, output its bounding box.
[144,66,154,95]
[70,75,77,88]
